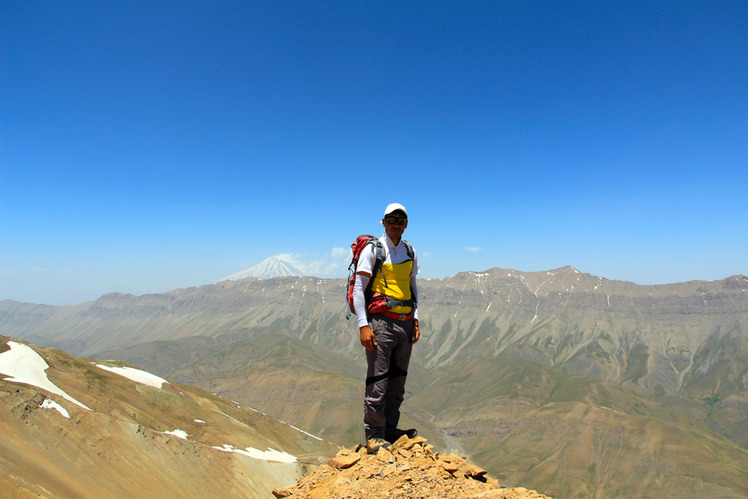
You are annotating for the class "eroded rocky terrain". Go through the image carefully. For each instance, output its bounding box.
[274,436,552,499]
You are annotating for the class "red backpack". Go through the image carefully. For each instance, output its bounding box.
[346,235,414,318]
[346,235,385,318]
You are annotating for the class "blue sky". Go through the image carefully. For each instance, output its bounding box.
[2,1,746,305]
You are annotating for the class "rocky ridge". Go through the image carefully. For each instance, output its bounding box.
[273,436,551,499]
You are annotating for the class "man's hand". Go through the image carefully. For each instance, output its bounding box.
[360,325,377,351]
[412,319,420,344]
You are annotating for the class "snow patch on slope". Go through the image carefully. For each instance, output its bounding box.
[94,363,168,389]
[0,341,91,411]
[212,443,297,463]
[40,398,70,418]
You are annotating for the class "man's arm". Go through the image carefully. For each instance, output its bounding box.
[353,272,377,351]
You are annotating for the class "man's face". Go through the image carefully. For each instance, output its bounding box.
[382,211,408,239]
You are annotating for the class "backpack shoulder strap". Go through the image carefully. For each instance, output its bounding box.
[372,238,385,261]
[403,240,414,261]
[370,238,386,281]
[403,240,416,307]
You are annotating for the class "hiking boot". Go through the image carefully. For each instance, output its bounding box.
[366,437,391,454]
[385,428,418,443]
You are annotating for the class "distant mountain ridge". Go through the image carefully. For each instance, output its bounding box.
[220,255,306,281]
[2,266,747,498]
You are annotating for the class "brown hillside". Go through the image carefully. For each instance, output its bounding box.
[0,336,336,498]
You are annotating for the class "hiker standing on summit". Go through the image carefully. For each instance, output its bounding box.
[352,202,420,453]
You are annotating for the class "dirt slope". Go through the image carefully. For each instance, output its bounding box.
[0,336,336,499]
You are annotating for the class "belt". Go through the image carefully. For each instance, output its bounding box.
[383,310,413,321]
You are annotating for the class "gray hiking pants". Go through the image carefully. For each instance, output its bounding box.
[364,314,413,440]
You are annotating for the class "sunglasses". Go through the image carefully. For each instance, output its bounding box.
[385,216,408,225]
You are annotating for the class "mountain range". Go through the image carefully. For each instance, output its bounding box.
[2,266,747,497]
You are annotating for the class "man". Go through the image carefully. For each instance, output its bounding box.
[352,202,421,453]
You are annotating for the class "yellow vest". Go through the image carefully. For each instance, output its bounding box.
[370,260,414,314]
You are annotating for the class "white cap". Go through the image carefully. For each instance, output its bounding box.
[384,203,408,217]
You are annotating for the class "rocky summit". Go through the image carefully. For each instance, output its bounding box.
[274,436,551,499]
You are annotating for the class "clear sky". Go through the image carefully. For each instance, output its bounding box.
[2,1,746,305]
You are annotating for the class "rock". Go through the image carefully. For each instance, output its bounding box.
[271,486,292,497]
[441,460,459,473]
[376,446,395,462]
[402,436,427,450]
[466,464,489,481]
[328,452,361,469]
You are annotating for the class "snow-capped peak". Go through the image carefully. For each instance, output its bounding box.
[220,256,306,281]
